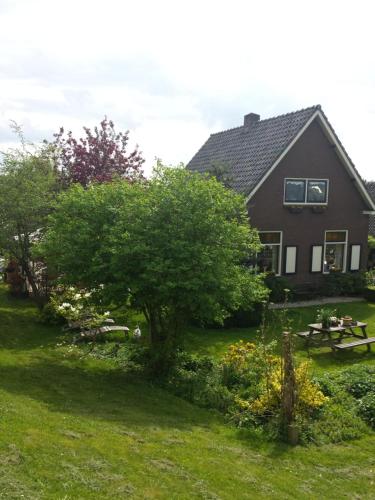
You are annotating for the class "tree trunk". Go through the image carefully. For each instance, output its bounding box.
[22,261,44,309]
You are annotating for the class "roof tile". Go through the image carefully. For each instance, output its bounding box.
[187,105,320,195]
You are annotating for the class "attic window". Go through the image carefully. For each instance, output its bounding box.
[284,179,328,205]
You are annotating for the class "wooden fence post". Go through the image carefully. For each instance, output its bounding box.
[281,331,298,445]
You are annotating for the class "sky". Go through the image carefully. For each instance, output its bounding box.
[0,0,374,180]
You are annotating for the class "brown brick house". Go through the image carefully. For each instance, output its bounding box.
[366,181,375,238]
[187,105,375,285]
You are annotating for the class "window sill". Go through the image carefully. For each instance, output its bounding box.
[284,204,328,214]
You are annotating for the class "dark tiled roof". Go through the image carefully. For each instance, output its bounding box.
[187,105,320,195]
[365,181,375,236]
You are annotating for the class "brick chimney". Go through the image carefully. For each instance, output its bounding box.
[244,112,260,127]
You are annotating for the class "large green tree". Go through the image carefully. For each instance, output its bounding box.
[41,166,265,346]
[0,146,59,302]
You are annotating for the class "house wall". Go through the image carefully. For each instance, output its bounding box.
[247,119,369,285]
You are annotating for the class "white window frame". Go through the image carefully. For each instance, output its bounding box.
[284,178,329,206]
[258,230,283,276]
[323,230,348,274]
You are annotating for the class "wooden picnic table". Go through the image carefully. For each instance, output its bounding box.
[298,321,371,352]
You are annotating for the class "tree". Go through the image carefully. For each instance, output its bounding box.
[207,161,233,189]
[40,166,265,351]
[0,146,59,303]
[51,117,145,187]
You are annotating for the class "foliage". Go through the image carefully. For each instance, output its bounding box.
[2,285,375,498]
[222,301,263,328]
[166,351,233,411]
[264,274,294,302]
[221,340,274,389]
[38,300,65,325]
[233,359,327,422]
[365,269,375,286]
[302,397,368,445]
[51,117,144,187]
[313,366,375,437]
[207,161,233,189]
[40,166,266,354]
[316,307,338,328]
[0,141,59,302]
[319,272,366,296]
[339,364,375,399]
[368,235,375,250]
[49,285,114,333]
[165,339,328,443]
[357,393,375,428]
[364,286,375,302]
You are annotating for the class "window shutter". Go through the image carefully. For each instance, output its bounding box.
[350,245,361,271]
[285,246,297,274]
[311,245,323,273]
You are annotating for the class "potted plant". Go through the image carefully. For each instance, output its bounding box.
[316,307,338,328]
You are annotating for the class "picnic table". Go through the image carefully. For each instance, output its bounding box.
[297,321,375,353]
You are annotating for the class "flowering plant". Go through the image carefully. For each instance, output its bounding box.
[50,285,111,331]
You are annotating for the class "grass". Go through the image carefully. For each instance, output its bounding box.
[0,285,374,499]
[184,301,375,373]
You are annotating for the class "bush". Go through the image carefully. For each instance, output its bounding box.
[223,302,263,328]
[357,393,375,428]
[339,365,375,399]
[166,352,234,411]
[319,272,366,297]
[264,275,294,303]
[79,341,149,374]
[363,287,375,302]
[39,301,66,325]
[302,398,368,445]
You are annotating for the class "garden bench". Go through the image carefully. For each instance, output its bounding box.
[74,325,129,342]
[296,331,313,338]
[332,337,375,353]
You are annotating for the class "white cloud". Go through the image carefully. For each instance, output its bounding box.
[0,0,374,179]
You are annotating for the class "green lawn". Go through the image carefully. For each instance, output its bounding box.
[0,286,374,499]
[184,302,375,373]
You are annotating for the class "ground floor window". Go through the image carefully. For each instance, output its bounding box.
[256,231,282,275]
[324,230,347,273]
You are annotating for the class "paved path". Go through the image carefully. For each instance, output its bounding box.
[270,296,365,309]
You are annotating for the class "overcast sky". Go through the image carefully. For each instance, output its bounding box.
[0,0,374,180]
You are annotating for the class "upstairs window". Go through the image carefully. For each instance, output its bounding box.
[284,178,328,204]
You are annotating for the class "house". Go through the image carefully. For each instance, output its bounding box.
[187,105,375,285]
[366,181,375,237]
[366,181,375,269]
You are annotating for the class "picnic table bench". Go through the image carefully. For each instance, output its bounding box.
[296,321,373,353]
[332,337,375,352]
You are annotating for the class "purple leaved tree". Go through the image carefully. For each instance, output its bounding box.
[52,117,145,187]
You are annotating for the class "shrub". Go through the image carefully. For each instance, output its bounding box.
[223,302,263,328]
[319,272,366,297]
[221,340,275,391]
[248,360,327,419]
[39,301,66,325]
[77,341,149,375]
[357,393,375,428]
[363,286,375,302]
[339,365,375,399]
[165,352,234,411]
[301,397,368,445]
[264,275,294,303]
